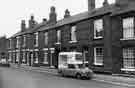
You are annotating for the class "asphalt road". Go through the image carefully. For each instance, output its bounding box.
[0,67,131,88]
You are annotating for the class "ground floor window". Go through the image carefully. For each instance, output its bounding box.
[8,52,12,62]
[123,48,135,69]
[43,52,48,64]
[94,47,103,65]
[22,52,26,63]
[16,52,20,62]
[34,52,38,63]
[83,51,89,62]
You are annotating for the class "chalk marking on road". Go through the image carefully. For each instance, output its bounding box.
[92,79,135,87]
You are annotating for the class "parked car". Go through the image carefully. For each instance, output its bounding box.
[0,58,10,67]
[58,63,93,79]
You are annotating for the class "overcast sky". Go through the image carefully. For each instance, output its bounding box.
[0,0,115,38]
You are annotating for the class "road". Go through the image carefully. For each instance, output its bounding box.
[0,67,131,88]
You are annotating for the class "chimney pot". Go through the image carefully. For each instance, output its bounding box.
[88,0,95,12]
[64,9,70,18]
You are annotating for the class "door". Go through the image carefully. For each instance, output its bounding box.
[67,64,76,76]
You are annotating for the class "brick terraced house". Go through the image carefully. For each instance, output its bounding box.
[7,0,135,75]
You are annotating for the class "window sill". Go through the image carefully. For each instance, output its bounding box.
[34,45,38,47]
[121,68,135,71]
[69,41,77,43]
[55,42,61,45]
[93,63,104,67]
[22,45,26,47]
[120,38,135,41]
[43,62,48,64]
[94,37,103,40]
[34,61,39,64]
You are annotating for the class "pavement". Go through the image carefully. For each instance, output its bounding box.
[10,63,135,87]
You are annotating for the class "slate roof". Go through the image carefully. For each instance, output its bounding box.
[10,3,135,38]
[111,3,135,16]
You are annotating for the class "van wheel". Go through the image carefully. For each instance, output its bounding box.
[76,74,81,79]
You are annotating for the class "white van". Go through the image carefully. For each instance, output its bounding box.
[58,52,93,79]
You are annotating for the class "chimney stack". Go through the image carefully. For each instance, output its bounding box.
[29,15,37,29]
[42,18,47,23]
[115,0,131,7]
[49,6,57,24]
[21,20,26,32]
[64,9,70,18]
[88,0,95,13]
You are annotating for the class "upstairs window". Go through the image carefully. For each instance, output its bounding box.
[16,36,20,48]
[44,32,48,46]
[9,39,12,49]
[22,35,26,47]
[123,17,134,39]
[34,32,38,47]
[56,30,61,44]
[94,19,103,39]
[70,26,77,42]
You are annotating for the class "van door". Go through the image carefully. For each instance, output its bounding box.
[67,64,76,76]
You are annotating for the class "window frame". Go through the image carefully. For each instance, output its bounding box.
[44,32,48,46]
[122,48,135,69]
[94,47,103,66]
[69,25,77,43]
[56,30,61,44]
[122,17,135,39]
[34,32,39,47]
[94,19,103,39]
[22,35,26,47]
[16,36,20,48]
[43,52,48,64]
